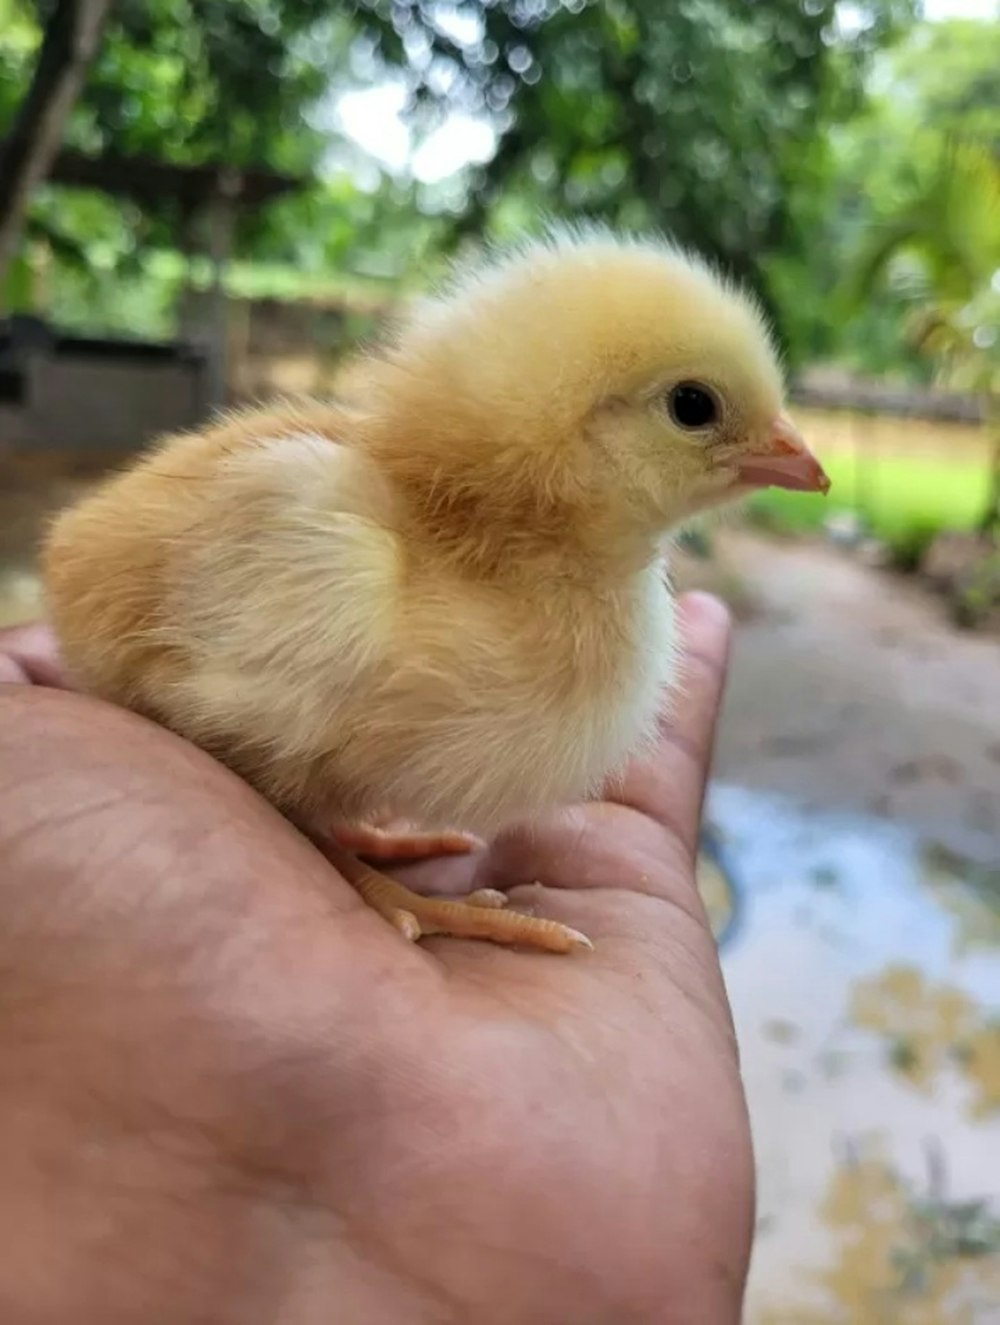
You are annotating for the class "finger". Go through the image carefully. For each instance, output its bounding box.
[0,622,73,688]
[605,592,731,858]
[0,654,32,684]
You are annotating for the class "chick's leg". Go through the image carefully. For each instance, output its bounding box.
[323,842,592,954]
[331,818,481,863]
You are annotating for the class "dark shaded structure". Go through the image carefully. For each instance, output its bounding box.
[0,314,208,455]
[42,146,300,216]
[0,142,306,421]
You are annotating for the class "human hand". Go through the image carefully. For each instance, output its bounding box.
[0,593,751,1325]
[0,618,71,686]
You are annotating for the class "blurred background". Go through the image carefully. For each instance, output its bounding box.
[1,1,998,1318]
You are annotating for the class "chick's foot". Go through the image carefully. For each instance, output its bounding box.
[331,820,481,862]
[323,843,592,954]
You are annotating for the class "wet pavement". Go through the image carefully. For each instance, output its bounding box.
[684,531,1000,871]
[699,786,1000,1324]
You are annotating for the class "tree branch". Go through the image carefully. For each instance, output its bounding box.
[0,0,114,300]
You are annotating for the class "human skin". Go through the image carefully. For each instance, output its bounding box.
[0,592,753,1325]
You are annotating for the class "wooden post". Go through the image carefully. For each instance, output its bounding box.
[203,170,241,412]
[177,169,241,416]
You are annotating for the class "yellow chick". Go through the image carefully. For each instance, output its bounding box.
[42,227,829,953]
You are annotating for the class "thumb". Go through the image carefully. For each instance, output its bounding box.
[606,591,732,858]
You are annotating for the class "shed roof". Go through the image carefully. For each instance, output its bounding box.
[6,143,305,215]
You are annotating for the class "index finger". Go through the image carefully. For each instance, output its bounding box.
[0,622,73,689]
[605,591,731,858]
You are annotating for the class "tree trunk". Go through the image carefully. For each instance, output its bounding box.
[0,0,114,303]
[982,427,1000,537]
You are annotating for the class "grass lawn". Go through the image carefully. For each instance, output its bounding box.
[748,448,992,544]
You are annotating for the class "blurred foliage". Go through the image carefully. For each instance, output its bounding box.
[346,0,917,326]
[851,137,999,387]
[809,18,1000,374]
[9,0,339,170]
[889,16,1000,146]
[0,0,434,317]
[951,542,1000,629]
[850,136,1000,532]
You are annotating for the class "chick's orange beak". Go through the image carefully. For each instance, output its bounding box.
[736,415,830,494]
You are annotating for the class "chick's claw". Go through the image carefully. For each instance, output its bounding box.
[465,888,510,909]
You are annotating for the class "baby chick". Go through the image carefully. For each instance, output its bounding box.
[43,228,829,954]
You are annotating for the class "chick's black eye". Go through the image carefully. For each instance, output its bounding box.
[668,382,718,429]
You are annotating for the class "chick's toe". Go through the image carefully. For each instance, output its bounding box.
[331,821,482,862]
[325,843,592,954]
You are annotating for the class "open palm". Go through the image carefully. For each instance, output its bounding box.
[0,593,752,1325]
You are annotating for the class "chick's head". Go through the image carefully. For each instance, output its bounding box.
[369,227,828,547]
